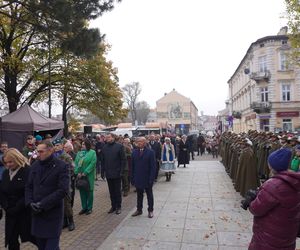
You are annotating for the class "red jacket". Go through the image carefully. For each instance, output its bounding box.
[249,171,300,250]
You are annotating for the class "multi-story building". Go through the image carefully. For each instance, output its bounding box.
[217,101,230,133]
[228,27,300,133]
[156,89,198,134]
[198,113,218,133]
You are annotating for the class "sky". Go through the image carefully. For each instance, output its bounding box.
[90,0,287,116]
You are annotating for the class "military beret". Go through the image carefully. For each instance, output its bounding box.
[52,138,62,145]
[35,135,43,141]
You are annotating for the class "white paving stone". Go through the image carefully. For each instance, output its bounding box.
[97,160,256,250]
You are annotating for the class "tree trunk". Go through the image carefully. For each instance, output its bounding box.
[6,76,18,113]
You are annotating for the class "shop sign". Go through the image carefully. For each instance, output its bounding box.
[276,111,299,117]
[258,115,271,119]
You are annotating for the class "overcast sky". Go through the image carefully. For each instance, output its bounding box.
[90,0,287,116]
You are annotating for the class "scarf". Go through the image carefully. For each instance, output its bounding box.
[163,144,174,162]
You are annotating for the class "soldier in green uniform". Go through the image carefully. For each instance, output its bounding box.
[235,138,260,197]
[22,135,36,159]
[53,139,76,231]
[229,138,242,183]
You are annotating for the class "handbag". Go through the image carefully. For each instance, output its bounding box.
[75,175,90,192]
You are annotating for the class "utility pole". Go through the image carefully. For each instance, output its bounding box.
[48,29,52,118]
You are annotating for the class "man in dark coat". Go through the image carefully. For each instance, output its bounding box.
[197,133,205,156]
[25,140,69,250]
[131,137,156,218]
[148,134,161,182]
[186,135,195,160]
[95,134,105,180]
[178,135,189,167]
[101,133,126,215]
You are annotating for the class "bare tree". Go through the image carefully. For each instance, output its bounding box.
[122,82,141,123]
[136,101,150,125]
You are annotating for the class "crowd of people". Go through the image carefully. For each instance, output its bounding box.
[0,131,218,250]
[219,130,300,250]
[219,130,300,197]
[3,129,299,249]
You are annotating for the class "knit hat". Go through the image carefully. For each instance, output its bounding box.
[268,148,292,172]
[35,135,43,141]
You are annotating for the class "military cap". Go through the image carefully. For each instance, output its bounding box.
[291,136,298,141]
[52,138,62,145]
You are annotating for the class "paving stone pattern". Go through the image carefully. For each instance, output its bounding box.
[98,156,300,250]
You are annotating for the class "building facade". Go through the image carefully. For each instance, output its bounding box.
[228,27,300,133]
[198,114,218,133]
[156,89,198,134]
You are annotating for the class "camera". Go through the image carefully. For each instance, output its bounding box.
[241,189,258,210]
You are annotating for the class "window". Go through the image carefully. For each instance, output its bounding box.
[279,51,288,71]
[282,84,291,101]
[183,112,190,118]
[282,119,293,132]
[260,119,269,131]
[261,87,268,102]
[258,56,267,72]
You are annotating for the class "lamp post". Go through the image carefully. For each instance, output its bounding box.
[48,34,51,118]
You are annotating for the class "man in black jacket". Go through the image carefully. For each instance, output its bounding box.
[95,134,105,180]
[149,134,161,182]
[25,140,69,250]
[101,133,126,215]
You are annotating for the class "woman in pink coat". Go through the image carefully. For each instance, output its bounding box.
[248,148,300,250]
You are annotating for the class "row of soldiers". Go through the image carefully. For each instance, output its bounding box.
[219,130,300,197]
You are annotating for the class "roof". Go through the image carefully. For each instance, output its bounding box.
[0,104,64,131]
[228,34,288,83]
[156,89,190,103]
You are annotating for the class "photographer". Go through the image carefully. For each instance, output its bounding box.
[246,148,300,250]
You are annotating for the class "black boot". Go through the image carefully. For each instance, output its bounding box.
[165,173,169,181]
[169,172,172,181]
[62,217,68,229]
[68,216,75,231]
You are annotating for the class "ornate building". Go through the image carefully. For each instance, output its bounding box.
[228,27,300,133]
[156,89,198,134]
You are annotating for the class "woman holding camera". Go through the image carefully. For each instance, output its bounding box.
[248,148,300,250]
[74,139,96,215]
[0,148,35,250]
[161,138,176,181]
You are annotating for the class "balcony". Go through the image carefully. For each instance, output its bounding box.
[250,70,271,82]
[232,111,242,119]
[250,102,271,113]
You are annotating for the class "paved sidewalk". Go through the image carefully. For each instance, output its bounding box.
[98,160,254,250]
